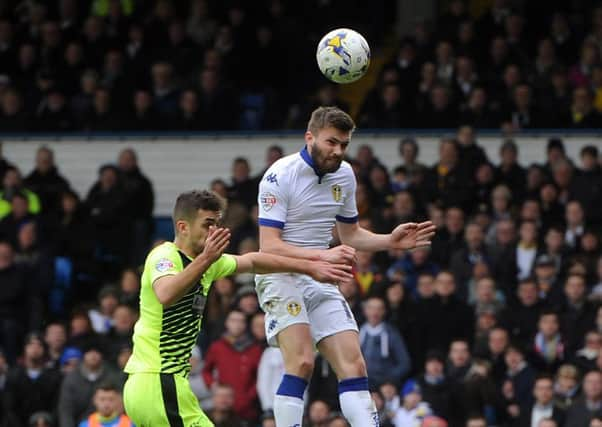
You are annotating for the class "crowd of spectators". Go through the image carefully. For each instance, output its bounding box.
[2,0,602,426]
[2,125,602,427]
[0,0,391,132]
[358,0,602,130]
[4,0,602,132]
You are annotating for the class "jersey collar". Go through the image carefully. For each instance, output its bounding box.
[300,146,326,182]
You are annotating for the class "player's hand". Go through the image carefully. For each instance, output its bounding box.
[201,226,230,263]
[320,244,357,265]
[390,221,436,250]
[308,261,354,285]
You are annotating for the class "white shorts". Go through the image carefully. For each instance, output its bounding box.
[255,273,359,347]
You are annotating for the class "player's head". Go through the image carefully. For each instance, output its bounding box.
[93,382,121,418]
[305,106,355,174]
[173,190,225,255]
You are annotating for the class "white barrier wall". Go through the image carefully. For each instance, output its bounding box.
[3,133,602,216]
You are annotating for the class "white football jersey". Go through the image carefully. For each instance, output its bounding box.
[257,147,358,249]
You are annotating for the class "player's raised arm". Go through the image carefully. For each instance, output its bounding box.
[233,252,354,284]
[336,220,436,253]
[153,227,230,306]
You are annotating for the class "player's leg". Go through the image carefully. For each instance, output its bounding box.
[123,373,213,427]
[273,323,315,426]
[124,373,172,426]
[308,286,378,427]
[317,331,379,427]
[173,374,214,427]
[255,274,314,426]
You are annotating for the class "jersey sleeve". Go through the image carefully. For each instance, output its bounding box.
[145,245,181,285]
[205,254,237,282]
[257,166,288,229]
[336,169,359,224]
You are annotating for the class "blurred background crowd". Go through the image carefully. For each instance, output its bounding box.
[2,0,602,427]
[1,0,602,131]
[2,128,602,427]
[0,0,390,132]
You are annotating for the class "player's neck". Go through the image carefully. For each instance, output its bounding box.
[174,237,199,259]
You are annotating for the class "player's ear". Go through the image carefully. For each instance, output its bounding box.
[175,219,188,235]
[304,131,314,145]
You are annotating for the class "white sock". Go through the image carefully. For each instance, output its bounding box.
[274,394,304,427]
[274,374,307,427]
[339,377,379,427]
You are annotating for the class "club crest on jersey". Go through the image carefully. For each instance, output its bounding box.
[287,302,302,316]
[260,192,277,211]
[155,258,174,272]
[331,184,342,202]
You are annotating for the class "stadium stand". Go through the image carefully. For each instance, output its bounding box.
[1,1,602,427]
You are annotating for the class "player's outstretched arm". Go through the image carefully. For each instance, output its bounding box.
[233,252,354,284]
[337,220,436,252]
[153,227,230,306]
[260,226,358,265]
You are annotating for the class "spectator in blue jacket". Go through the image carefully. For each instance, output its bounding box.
[387,247,439,298]
[359,296,411,389]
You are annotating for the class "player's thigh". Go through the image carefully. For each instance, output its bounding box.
[276,322,316,376]
[306,284,359,345]
[317,330,367,380]
[255,273,310,347]
[307,288,364,379]
[124,373,171,426]
[124,373,213,427]
[173,374,214,427]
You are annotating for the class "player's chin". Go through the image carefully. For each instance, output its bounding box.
[322,159,342,173]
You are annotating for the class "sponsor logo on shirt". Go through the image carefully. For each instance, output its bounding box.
[265,173,279,185]
[260,192,277,211]
[155,258,174,272]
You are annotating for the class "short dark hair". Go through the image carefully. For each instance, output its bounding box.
[539,309,559,321]
[518,277,537,287]
[506,344,525,356]
[393,165,407,175]
[98,164,118,175]
[581,145,599,158]
[95,382,120,393]
[500,139,518,155]
[535,373,555,384]
[547,138,565,153]
[307,106,355,135]
[173,190,225,226]
[399,137,418,155]
[36,145,53,157]
[233,157,249,167]
[268,145,284,156]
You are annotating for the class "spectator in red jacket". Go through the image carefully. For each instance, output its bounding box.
[202,309,263,422]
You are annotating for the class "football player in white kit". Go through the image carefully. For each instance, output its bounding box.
[256,106,435,427]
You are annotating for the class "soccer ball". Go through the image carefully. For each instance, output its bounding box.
[316,28,371,84]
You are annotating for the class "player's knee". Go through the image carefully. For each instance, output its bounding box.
[287,353,315,379]
[297,355,315,378]
[353,357,368,376]
[340,354,367,378]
